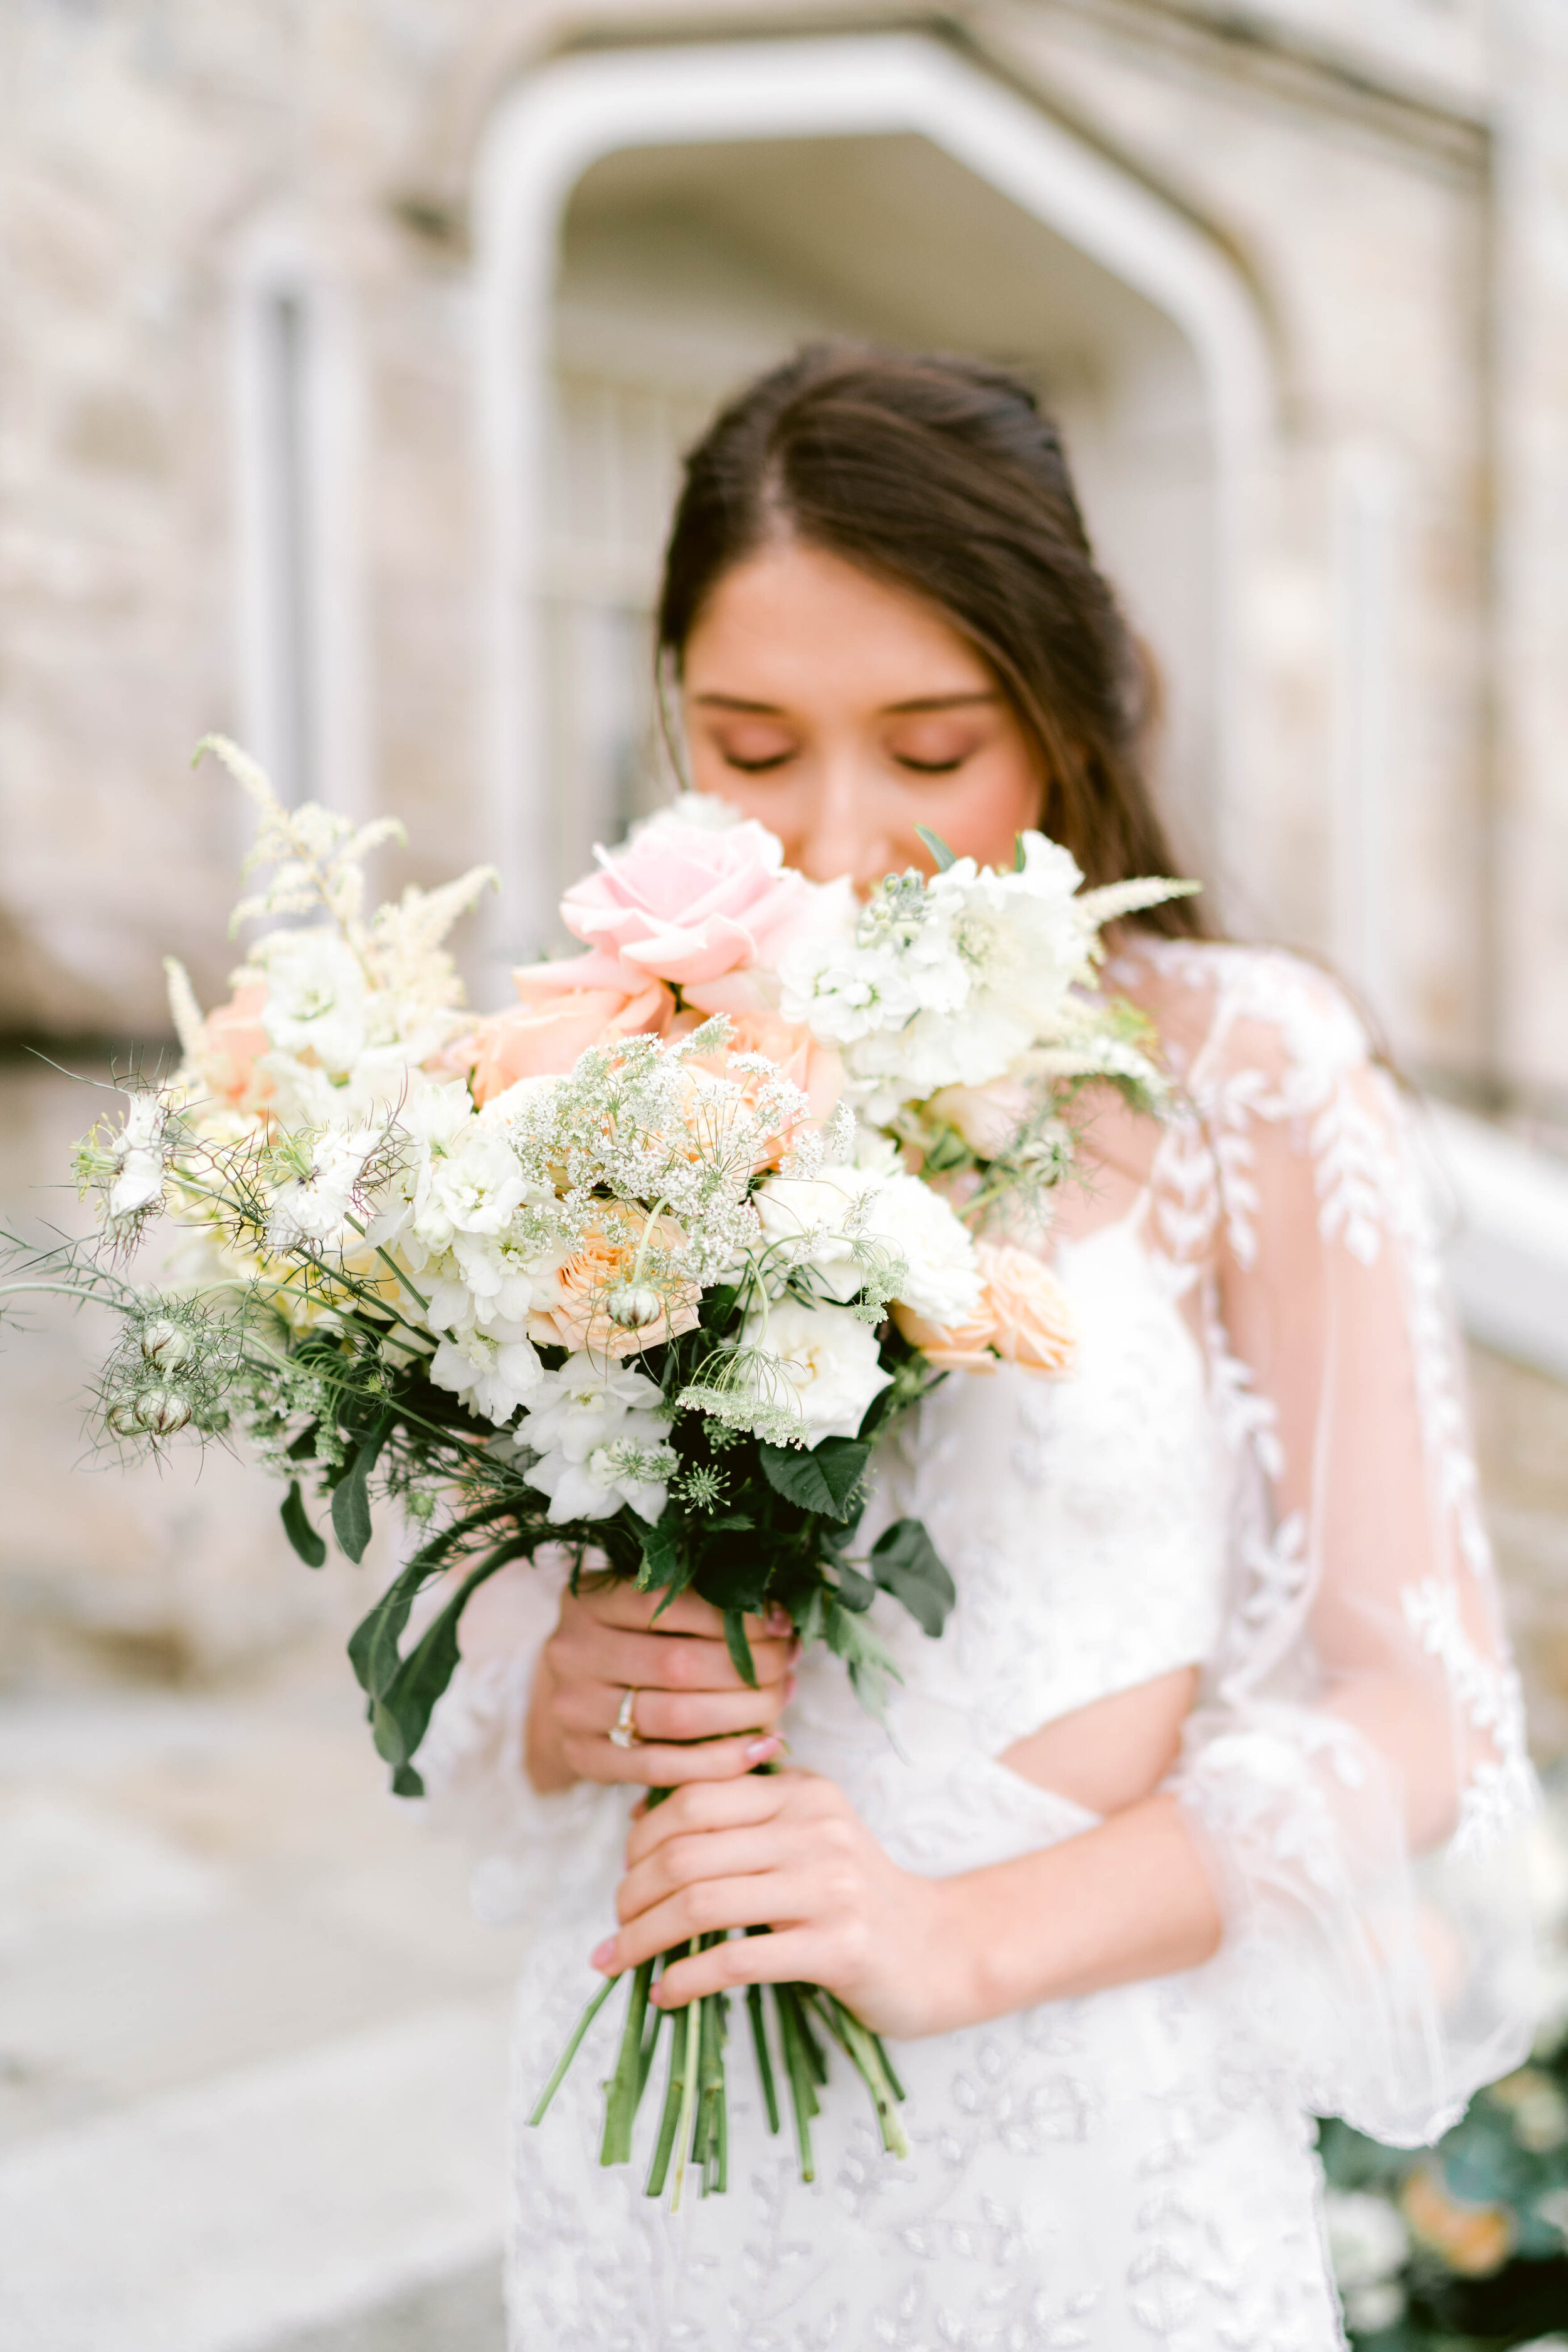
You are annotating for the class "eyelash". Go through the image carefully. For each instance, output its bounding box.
[895,756,966,775]
[723,752,794,775]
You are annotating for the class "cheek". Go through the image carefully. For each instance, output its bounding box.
[903,746,1044,867]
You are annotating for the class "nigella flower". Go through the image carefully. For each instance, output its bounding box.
[75,1088,185,1239]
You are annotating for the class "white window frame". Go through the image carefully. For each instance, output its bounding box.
[230,217,368,817]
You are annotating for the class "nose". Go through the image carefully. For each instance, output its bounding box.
[793,756,891,895]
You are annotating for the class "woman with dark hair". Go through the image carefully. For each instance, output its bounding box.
[426,347,1535,2348]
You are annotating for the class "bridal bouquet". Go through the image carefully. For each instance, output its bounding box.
[1,738,1190,2205]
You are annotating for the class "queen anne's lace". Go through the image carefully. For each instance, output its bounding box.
[423,940,1537,2349]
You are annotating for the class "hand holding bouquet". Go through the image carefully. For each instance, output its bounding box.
[1,742,1192,2205]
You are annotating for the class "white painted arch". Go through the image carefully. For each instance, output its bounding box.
[472,32,1275,969]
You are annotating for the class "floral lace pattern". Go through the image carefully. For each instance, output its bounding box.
[422,940,1538,2348]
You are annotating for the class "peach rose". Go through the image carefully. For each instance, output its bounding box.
[891,1294,999,1375]
[462,963,675,1107]
[528,1214,700,1360]
[561,809,815,987]
[677,1003,845,1129]
[978,1242,1079,1376]
[893,1239,1078,1379]
[195,983,273,1111]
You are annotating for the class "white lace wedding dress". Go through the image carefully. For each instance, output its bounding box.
[423,941,1539,2350]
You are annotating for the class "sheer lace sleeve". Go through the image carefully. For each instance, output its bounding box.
[416,1549,629,1934]
[1153,947,1539,2144]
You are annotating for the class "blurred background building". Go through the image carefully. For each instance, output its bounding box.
[4,3,1568,2347]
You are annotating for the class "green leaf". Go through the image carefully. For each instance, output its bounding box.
[758,1436,870,1522]
[914,825,957,872]
[329,1409,393,1564]
[1012,832,1027,873]
[636,1518,681,1594]
[286,1420,321,1463]
[369,1534,534,1793]
[723,1607,758,1689]
[869,1518,956,1637]
[280,1479,327,1569]
[822,1597,902,1713]
[834,1563,876,1613]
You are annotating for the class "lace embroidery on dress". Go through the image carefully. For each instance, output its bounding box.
[1128,939,1538,2141]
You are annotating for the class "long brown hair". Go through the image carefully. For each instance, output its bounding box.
[655,342,1209,940]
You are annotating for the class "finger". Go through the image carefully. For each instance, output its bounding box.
[560,1729,785,1789]
[584,1678,793,1747]
[597,1868,824,1974]
[623,1769,796,1864]
[557,1622,795,1695]
[572,1583,792,1643]
[617,1825,788,1925]
[651,1926,827,2008]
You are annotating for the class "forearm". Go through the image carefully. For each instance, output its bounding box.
[925,1792,1224,2032]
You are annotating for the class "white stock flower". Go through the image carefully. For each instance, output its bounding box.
[516,1355,674,1522]
[411,1127,526,1254]
[739,1296,891,1444]
[428,1316,543,1425]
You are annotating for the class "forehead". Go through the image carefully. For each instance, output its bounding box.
[684,540,993,702]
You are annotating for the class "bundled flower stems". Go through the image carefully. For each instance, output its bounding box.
[1,738,1192,2204]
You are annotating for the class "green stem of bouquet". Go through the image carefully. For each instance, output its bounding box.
[529,1934,904,2205]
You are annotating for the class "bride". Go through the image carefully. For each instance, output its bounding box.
[424,346,1538,2348]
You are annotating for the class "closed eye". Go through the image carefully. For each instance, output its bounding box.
[722,750,796,775]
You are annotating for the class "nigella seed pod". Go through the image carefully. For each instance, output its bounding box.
[135,1388,193,1437]
[105,1395,144,1438]
[140,1318,191,1367]
[605,1283,661,1331]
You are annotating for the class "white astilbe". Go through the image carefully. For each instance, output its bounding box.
[184,737,497,1118]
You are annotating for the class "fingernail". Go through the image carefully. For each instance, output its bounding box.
[745,1735,781,1764]
[590,1938,617,1971]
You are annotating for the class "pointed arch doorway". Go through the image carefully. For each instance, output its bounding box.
[472,33,1273,971]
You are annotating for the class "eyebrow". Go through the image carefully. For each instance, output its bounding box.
[691,692,1000,715]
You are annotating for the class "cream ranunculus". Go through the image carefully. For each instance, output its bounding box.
[861,1172,982,1325]
[741,1296,892,1443]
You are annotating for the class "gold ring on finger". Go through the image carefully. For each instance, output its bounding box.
[608,1687,641,1749]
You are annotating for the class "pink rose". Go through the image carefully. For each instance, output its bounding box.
[196,983,273,1111]
[462,963,674,1106]
[560,812,814,987]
